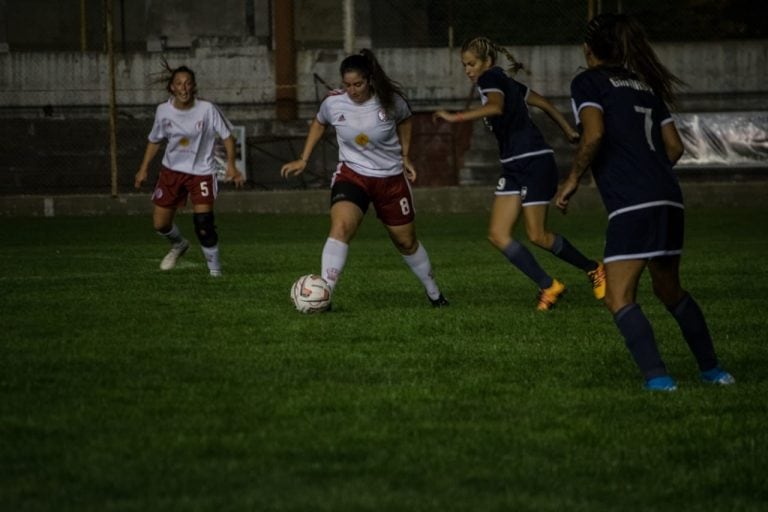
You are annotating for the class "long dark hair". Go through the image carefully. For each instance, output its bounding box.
[461,36,525,75]
[585,13,684,107]
[339,49,405,114]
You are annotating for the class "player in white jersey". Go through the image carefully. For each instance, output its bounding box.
[281,49,448,308]
[134,64,244,276]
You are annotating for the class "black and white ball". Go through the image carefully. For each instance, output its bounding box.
[291,274,332,313]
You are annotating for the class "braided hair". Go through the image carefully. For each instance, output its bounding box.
[585,13,685,107]
[339,49,406,115]
[461,36,525,75]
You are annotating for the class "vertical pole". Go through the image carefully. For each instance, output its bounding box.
[80,0,87,51]
[105,0,119,197]
[343,0,354,54]
[274,0,297,120]
[587,0,596,21]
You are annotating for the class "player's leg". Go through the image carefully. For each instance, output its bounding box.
[374,173,446,306]
[524,206,604,299]
[606,258,675,390]
[522,155,604,299]
[323,180,367,292]
[490,194,562,309]
[649,255,734,385]
[385,222,446,306]
[189,175,221,276]
[152,169,190,270]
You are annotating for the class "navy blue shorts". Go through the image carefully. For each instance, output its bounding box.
[604,202,684,263]
[494,153,558,206]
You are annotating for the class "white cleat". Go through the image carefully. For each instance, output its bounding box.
[209,269,222,277]
[160,240,189,271]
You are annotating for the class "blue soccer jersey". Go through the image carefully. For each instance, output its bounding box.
[476,67,552,163]
[570,67,683,215]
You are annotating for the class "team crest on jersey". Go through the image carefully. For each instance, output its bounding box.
[355,133,370,146]
[520,186,528,200]
[496,177,506,190]
[377,108,389,121]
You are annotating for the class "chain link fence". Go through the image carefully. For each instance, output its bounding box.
[1,0,765,195]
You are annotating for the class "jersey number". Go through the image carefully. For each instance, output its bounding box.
[200,181,210,197]
[400,197,411,216]
[633,106,656,152]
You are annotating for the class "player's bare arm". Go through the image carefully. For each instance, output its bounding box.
[433,91,503,123]
[526,90,579,143]
[135,141,162,189]
[397,118,417,182]
[222,136,245,188]
[281,118,326,178]
[661,122,684,164]
[556,107,603,212]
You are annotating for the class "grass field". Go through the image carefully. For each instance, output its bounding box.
[1,207,767,511]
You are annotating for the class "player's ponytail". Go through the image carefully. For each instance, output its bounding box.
[585,13,684,107]
[461,36,526,75]
[360,48,406,115]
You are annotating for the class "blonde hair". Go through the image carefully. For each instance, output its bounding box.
[461,36,526,75]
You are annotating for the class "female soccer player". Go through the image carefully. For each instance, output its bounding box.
[555,13,734,390]
[433,37,604,311]
[280,49,448,307]
[135,63,244,276]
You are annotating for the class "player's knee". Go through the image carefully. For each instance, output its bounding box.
[155,223,173,234]
[393,236,418,255]
[487,232,508,250]
[193,212,218,247]
[527,231,549,249]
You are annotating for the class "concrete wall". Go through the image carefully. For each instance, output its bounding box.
[1,40,766,114]
[2,182,766,218]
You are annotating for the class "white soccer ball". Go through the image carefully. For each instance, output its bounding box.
[291,274,332,313]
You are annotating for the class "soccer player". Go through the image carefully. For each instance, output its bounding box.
[280,49,448,308]
[135,63,244,276]
[555,13,735,391]
[433,37,605,311]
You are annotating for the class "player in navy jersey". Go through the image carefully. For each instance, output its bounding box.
[280,49,448,308]
[135,63,244,276]
[433,36,605,311]
[555,13,734,391]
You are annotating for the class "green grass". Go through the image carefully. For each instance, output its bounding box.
[1,208,767,511]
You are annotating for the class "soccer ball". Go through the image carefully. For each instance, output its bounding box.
[291,274,332,313]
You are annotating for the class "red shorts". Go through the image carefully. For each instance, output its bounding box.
[152,167,217,209]
[330,163,415,226]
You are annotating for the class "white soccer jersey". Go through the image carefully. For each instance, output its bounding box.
[317,92,411,177]
[148,98,233,176]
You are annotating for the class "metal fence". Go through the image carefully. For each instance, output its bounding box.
[1,0,766,196]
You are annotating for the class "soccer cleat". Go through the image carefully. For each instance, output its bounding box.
[160,240,189,270]
[429,293,449,307]
[587,262,606,300]
[700,367,735,385]
[209,269,223,277]
[536,279,566,311]
[645,375,678,391]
